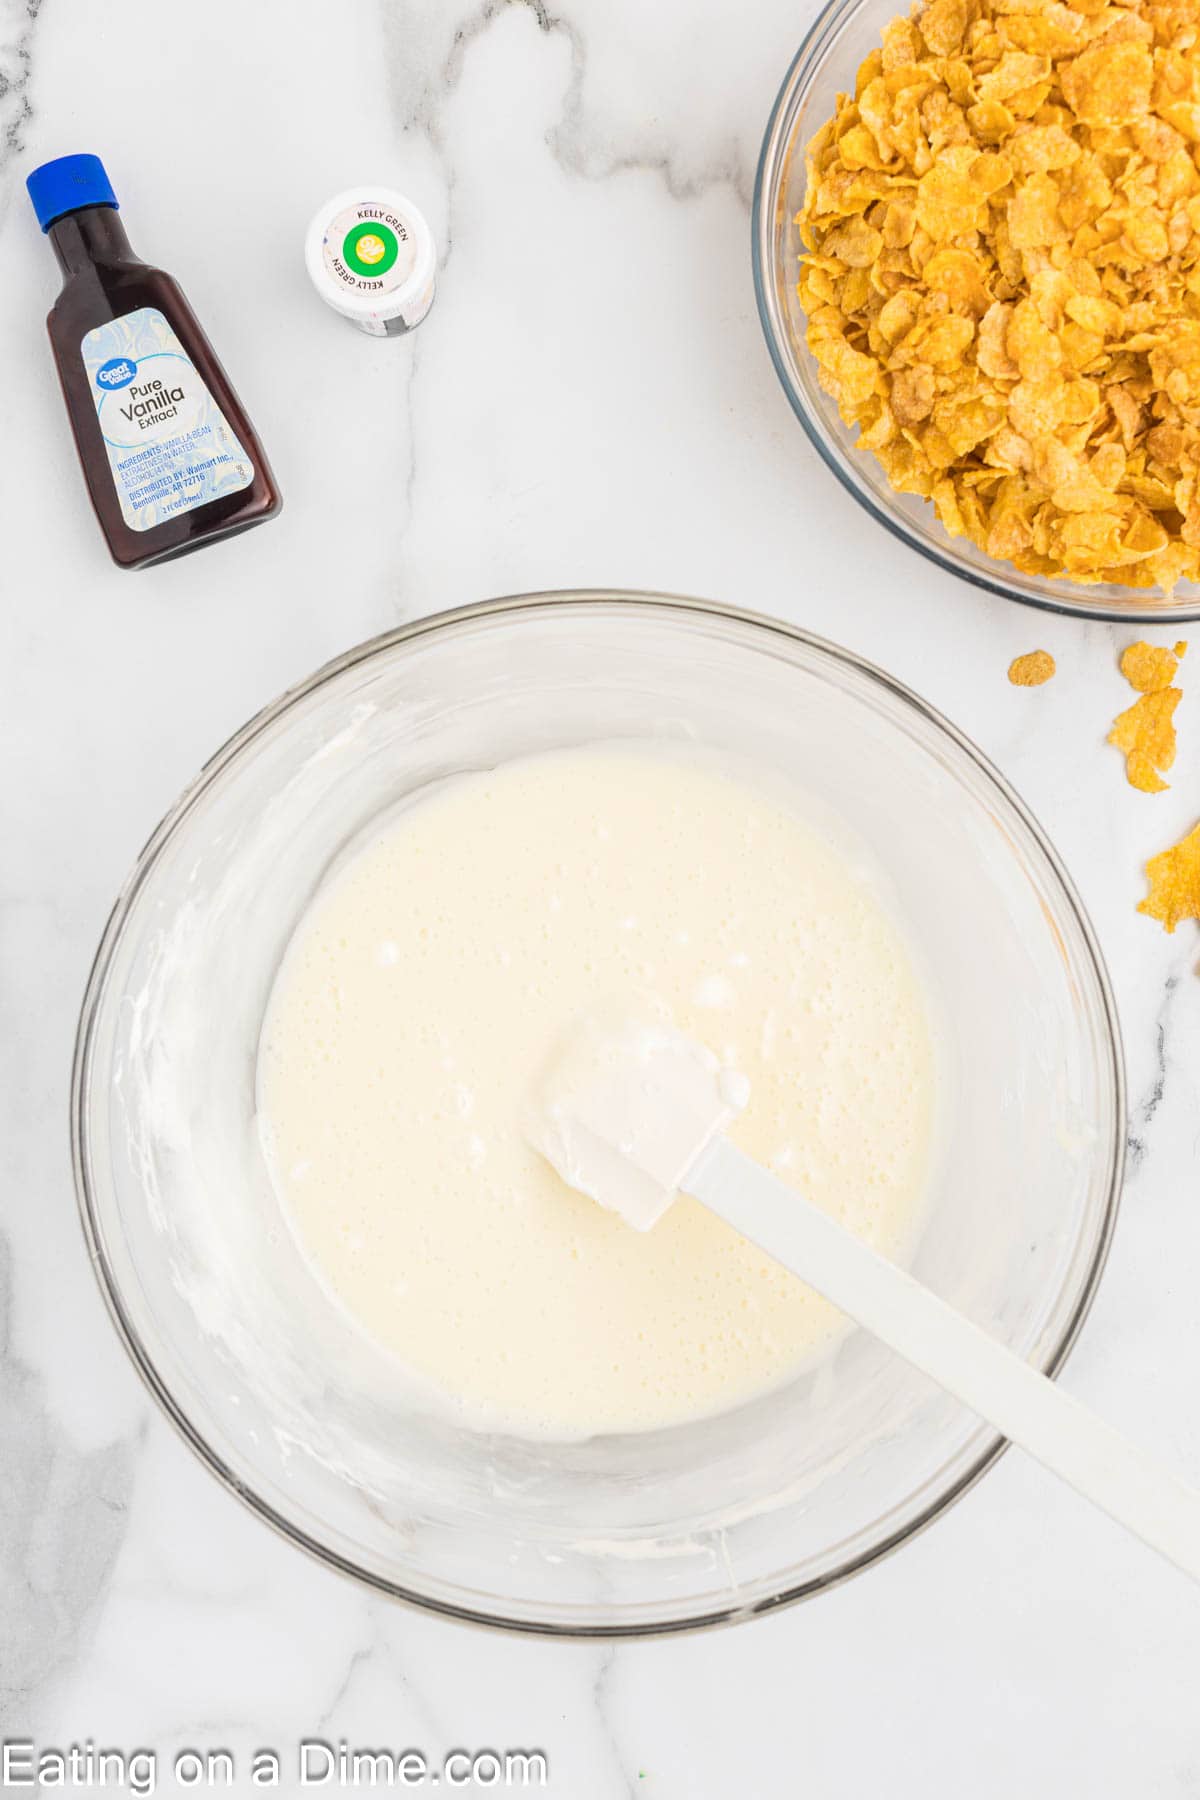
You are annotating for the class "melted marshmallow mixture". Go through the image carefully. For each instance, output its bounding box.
[257,747,935,1438]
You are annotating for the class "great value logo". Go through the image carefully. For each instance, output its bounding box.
[96,356,137,389]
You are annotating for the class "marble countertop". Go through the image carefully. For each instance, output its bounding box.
[3,0,1199,1794]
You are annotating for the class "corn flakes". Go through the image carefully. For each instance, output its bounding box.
[1109,687,1181,791]
[796,0,1200,594]
[1008,649,1056,686]
[1120,639,1187,692]
[1108,638,1187,788]
[1139,820,1200,931]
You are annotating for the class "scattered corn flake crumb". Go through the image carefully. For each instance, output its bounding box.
[1120,640,1186,694]
[1110,639,1186,790]
[1139,821,1200,934]
[1123,749,1170,795]
[1109,688,1180,793]
[1008,650,1055,687]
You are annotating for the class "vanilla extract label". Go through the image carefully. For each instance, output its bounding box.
[117,378,187,428]
[82,306,253,530]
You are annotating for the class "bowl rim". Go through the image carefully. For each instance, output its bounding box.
[750,0,1200,625]
[71,589,1127,1638]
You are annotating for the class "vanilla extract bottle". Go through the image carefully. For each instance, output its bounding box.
[27,153,280,568]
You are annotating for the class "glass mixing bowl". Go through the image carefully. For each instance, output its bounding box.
[752,0,1200,624]
[73,593,1124,1635]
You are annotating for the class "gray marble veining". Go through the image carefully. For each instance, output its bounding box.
[0,1,42,179]
[0,1239,139,1726]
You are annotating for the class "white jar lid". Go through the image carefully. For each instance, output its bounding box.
[305,187,436,337]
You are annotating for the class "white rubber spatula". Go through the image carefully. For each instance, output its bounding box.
[525,1015,1200,1584]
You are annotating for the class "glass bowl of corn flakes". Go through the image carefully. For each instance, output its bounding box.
[753,0,1200,620]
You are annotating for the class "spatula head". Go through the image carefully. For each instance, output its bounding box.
[524,1014,749,1230]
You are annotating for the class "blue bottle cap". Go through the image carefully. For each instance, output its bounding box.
[26,153,118,232]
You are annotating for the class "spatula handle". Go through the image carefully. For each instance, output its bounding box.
[687,1135,1200,1584]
